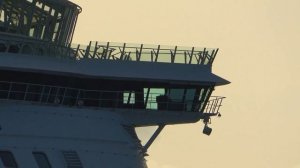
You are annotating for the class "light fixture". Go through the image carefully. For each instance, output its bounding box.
[202,125,212,136]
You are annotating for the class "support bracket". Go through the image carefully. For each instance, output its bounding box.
[143,124,165,152]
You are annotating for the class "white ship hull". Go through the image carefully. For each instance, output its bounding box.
[0,101,147,168]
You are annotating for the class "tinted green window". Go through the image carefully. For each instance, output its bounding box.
[185,89,196,111]
[123,91,135,104]
[168,89,184,101]
[146,88,165,109]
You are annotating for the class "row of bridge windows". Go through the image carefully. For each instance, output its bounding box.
[123,88,212,112]
[0,70,215,113]
[0,81,213,112]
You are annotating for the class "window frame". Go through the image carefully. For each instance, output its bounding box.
[32,151,52,168]
[0,150,18,168]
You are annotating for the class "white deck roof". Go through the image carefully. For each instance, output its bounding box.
[0,53,229,85]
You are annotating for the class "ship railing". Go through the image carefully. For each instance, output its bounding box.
[0,81,225,114]
[71,41,218,65]
[0,32,219,65]
[204,96,225,115]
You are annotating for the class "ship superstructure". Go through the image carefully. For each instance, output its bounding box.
[0,0,229,167]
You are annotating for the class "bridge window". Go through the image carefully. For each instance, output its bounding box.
[167,89,184,101]
[0,151,18,168]
[144,88,165,110]
[0,76,215,112]
[33,152,51,168]
[0,10,4,22]
[184,89,196,111]
[163,88,196,111]
[123,91,135,104]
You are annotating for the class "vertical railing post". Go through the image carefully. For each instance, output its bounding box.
[216,97,223,113]
[39,85,45,103]
[7,82,12,100]
[214,97,220,113]
[24,83,29,101]
[46,87,52,103]
[170,46,177,63]
[208,49,215,65]
[54,87,60,104]
[209,98,217,113]
[189,47,194,64]
[92,41,98,58]
[136,44,143,61]
[184,51,187,64]
[75,89,81,106]
[200,48,207,64]
[61,88,67,105]
[204,100,210,113]
[104,42,110,59]
[208,100,214,113]
[154,45,160,62]
[74,44,80,59]
[84,41,92,58]
[210,48,219,64]
[120,43,126,60]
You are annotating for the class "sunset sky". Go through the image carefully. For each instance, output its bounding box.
[71,0,300,167]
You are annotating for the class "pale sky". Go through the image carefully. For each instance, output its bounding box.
[71,0,300,167]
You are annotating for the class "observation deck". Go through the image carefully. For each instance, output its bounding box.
[0,33,229,86]
[0,0,217,66]
[0,32,218,66]
[71,41,219,65]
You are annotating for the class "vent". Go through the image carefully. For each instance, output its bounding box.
[62,151,83,168]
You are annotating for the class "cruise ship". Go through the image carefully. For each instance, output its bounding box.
[0,0,229,167]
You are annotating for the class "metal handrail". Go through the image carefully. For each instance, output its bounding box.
[0,81,225,113]
[204,96,225,114]
[0,33,219,65]
[72,41,218,65]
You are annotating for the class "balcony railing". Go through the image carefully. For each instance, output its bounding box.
[204,96,225,115]
[0,33,219,65]
[0,81,225,114]
[71,41,218,65]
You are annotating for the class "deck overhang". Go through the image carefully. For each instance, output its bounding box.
[0,53,229,86]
